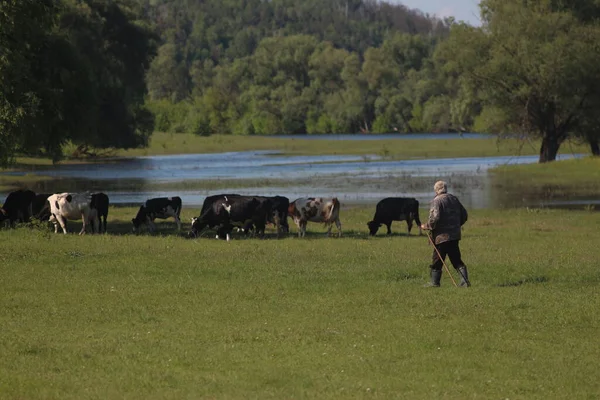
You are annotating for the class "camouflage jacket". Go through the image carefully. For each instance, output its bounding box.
[426,193,468,244]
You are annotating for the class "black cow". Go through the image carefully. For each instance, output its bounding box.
[367,197,422,236]
[32,193,53,221]
[132,196,182,233]
[242,195,290,237]
[189,195,271,240]
[0,189,36,227]
[91,193,110,233]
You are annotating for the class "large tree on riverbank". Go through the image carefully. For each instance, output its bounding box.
[438,0,600,163]
[0,0,156,166]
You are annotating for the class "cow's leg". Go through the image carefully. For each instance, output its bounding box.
[326,222,333,237]
[79,212,87,235]
[92,215,100,234]
[407,217,413,236]
[147,217,156,233]
[386,222,392,235]
[174,214,181,231]
[299,220,307,238]
[335,217,342,237]
[57,215,68,234]
[294,218,302,237]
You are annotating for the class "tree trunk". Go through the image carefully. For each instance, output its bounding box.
[539,133,561,163]
[589,139,600,156]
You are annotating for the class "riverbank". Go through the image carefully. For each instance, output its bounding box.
[6,133,588,165]
[491,156,600,201]
[1,207,599,399]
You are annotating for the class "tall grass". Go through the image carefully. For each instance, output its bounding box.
[491,156,600,198]
[1,206,599,399]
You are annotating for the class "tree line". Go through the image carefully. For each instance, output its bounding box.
[1,0,600,164]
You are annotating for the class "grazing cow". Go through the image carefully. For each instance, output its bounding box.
[91,192,109,233]
[241,195,290,237]
[0,189,36,227]
[132,197,182,233]
[32,193,53,221]
[189,195,271,240]
[288,197,342,238]
[367,197,422,236]
[48,192,98,235]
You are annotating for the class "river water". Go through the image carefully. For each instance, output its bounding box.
[2,150,592,210]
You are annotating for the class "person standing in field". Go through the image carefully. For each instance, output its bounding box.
[420,180,471,287]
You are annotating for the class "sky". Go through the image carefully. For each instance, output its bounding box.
[387,0,482,26]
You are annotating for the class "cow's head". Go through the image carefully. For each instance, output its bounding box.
[131,206,145,232]
[367,220,380,236]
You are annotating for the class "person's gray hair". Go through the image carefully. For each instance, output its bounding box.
[434,180,447,195]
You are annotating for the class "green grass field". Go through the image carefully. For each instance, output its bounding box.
[1,206,599,399]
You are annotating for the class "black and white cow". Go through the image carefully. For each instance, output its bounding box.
[367,197,422,236]
[132,197,182,233]
[90,193,109,233]
[189,195,271,240]
[0,189,36,227]
[48,192,99,235]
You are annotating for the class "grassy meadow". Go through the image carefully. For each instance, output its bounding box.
[1,205,599,399]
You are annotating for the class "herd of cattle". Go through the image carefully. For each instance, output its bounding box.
[0,189,423,239]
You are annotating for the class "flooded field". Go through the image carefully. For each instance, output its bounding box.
[2,151,596,210]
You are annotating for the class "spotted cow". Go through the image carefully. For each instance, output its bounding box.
[48,192,99,235]
[288,197,342,238]
[132,197,182,233]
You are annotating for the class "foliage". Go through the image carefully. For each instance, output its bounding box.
[0,0,156,166]
[439,0,600,162]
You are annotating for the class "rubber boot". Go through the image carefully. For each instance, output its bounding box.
[457,266,471,287]
[424,269,442,287]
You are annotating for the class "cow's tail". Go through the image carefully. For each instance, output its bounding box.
[326,198,340,222]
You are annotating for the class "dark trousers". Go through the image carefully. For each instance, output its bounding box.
[430,240,465,271]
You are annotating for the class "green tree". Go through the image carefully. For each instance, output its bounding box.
[442,0,600,162]
[0,0,57,165]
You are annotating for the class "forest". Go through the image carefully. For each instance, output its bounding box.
[1,0,600,164]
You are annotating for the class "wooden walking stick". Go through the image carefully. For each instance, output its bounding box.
[426,232,458,287]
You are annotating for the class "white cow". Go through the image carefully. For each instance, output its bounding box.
[288,197,342,238]
[48,193,98,235]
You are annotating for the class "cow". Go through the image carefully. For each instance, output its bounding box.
[367,197,422,236]
[240,195,290,237]
[132,197,182,233]
[189,195,271,240]
[48,192,99,235]
[0,189,36,227]
[91,192,109,233]
[31,193,53,221]
[288,197,342,238]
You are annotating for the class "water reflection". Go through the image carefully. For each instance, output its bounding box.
[1,152,593,210]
